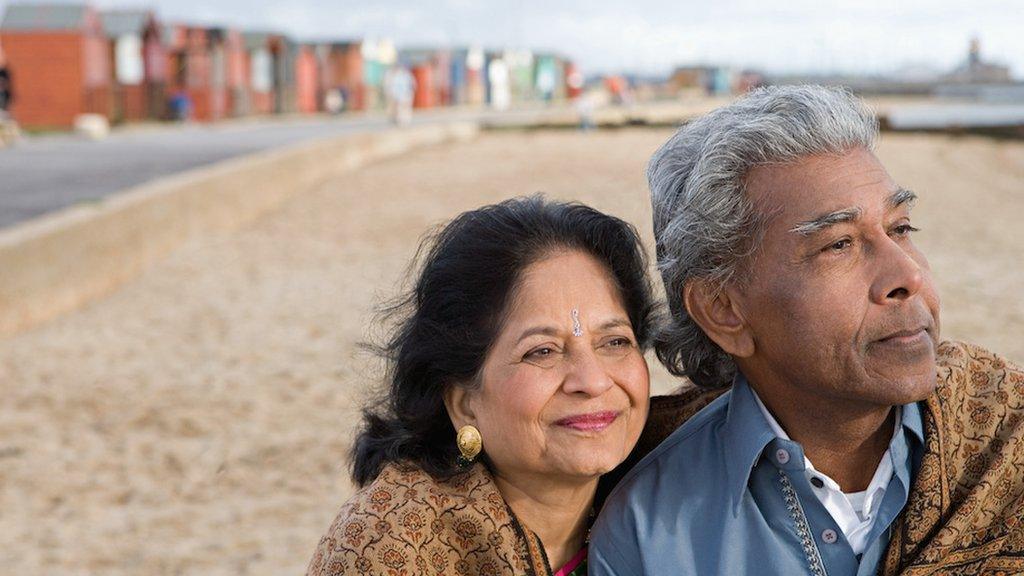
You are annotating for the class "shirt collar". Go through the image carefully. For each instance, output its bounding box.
[722,371,927,515]
[901,399,925,446]
[722,372,777,515]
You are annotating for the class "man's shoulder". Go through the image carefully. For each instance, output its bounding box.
[601,387,732,508]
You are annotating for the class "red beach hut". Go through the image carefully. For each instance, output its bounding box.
[0,3,111,129]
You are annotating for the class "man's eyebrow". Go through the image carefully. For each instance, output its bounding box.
[790,207,863,236]
[788,188,918,237]
[888,187,917,210]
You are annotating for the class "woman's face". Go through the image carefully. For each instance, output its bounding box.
[458,250,649,483]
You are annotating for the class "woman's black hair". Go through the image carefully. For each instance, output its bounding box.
[351,194,658,486]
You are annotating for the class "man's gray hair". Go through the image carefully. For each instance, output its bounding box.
[649,85,879,388]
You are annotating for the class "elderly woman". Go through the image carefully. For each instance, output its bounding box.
[306,196,656,575]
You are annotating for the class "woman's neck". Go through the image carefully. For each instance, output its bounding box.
[491,470,597,570]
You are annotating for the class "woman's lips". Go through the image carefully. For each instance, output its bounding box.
[554,410,620,432]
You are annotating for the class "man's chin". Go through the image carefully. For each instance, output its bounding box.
[869,370,938,406]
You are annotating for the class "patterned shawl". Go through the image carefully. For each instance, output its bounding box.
[603,340,1024,575]
[306,461,553,575]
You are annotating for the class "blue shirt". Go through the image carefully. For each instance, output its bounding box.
[590,374,925,576]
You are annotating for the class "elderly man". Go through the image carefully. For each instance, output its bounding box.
[591,86,1024,575]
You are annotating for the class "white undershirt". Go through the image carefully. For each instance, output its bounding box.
[752,391,899,555]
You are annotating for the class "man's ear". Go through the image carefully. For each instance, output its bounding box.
[443,383,478,430]
[683,279,755,358]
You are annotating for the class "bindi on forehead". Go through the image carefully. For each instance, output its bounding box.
[571,308,583,337]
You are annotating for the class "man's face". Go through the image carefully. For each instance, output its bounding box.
[732,147,941,408]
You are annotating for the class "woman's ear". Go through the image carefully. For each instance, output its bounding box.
[683,279,755,358]
[443,383,478,430]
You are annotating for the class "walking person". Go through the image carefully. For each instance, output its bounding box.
[384,65,415,126]
[0,43,13,120]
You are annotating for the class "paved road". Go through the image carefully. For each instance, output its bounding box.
[0,107,559,230]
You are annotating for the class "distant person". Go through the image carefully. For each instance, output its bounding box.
[591,85,1024,575]
[0,48,12,119]
[574,89,599,132]
[604,76,633,107]
[384,66,415,125]
[488,59,511,111]
[536,64,556,103]
[306,196,656,576]
[324,88,344,115]
[168,89,192,122]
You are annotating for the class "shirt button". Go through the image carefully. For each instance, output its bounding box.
[811,477,824,488]
[822,529,838,544]
[775,448,791,465]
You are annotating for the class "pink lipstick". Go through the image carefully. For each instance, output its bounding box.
[554,411,620,432]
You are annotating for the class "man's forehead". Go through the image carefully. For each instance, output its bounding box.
[744,148,906,226]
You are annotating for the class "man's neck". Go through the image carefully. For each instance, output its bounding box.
[752,385,897,492]
[491,469,595,570]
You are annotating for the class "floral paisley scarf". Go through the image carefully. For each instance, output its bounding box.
[307,461,577,575]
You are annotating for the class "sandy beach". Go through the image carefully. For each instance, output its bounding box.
[1,128,1022,575]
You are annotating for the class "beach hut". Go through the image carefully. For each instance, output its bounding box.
[100,9,165,123]
[464,47,485,106]
[408,61,434,109]
[0,3,111,129]
[361,38,395,110]
[242,32,275,114]
[205,27,247,118]
[201,27,236,121]
[295,44,319,113]
[504,49,534,102]
[447,48,469,105]
[668,65,734,96]
[272,34,298,114]
[533,53,563,102]
[162,24,227,122]
[316,41,364,111]
[400,48,454,108]
[241,32,294,115]
[221,29,246,117]
[564,61,583,99]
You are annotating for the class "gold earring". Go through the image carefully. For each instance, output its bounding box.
[456,425,482,463]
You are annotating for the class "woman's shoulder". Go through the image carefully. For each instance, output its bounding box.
[306,462,546,575]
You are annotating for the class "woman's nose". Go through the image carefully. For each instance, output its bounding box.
[561,350,615,396]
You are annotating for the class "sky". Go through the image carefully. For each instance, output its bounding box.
[2,0,1022,78]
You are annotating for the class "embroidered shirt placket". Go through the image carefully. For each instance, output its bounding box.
[779,470,829,576]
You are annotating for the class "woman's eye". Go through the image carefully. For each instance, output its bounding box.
[526,347,554,359]
[523,347,561,365]
[600,337,636,356]
[521,346,561,368]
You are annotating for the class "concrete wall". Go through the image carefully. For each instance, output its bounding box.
[0,122,479,336]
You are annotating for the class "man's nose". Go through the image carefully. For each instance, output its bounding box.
[869,236,924,304]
